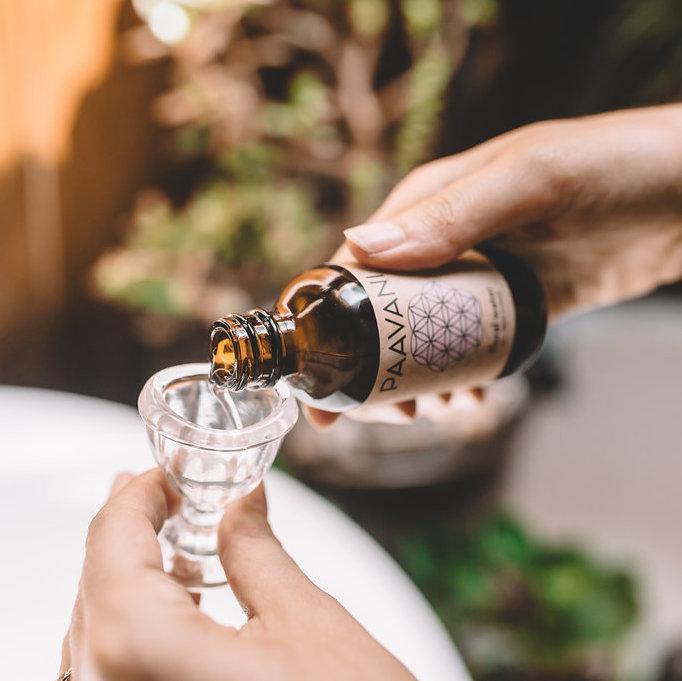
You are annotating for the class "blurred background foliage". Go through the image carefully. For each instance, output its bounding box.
[398,514,637,680]
[93,0,471,329]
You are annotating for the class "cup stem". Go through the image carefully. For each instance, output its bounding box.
[181,499,223,530]
[159,499,227,589]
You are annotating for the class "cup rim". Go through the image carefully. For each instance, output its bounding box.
[138,363,298,451]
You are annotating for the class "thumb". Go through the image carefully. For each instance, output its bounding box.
[344,157,558,270]
[218,484,321,619]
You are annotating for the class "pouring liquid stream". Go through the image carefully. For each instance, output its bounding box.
[209,378,244,430]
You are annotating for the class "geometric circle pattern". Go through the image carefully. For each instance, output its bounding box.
[407,281,482,372]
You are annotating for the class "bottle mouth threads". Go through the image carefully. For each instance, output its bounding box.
[209,320,242,389]
[209,310,285,391]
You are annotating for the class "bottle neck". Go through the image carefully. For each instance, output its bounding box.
[209,309,294,390]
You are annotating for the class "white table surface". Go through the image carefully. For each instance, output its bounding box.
[0,386,469,681]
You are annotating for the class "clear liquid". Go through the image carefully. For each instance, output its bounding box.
[160,374,277,510]
[208,380,244,430]
[163,376,244,431]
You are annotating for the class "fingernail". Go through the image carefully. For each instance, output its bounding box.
[471,387,485,402]
[304,405,340,430]
[344,222,405,254]
[397,400,417,419]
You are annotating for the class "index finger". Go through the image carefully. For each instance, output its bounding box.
[80,471,246,680]
[84,468,178,581]
[370,141,502,222]
[344,154,562,271]
[218,485,322,620]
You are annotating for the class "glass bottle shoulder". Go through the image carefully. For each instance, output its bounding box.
[274,264,380,409]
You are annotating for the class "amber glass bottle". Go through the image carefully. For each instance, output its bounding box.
[209,249,547,412]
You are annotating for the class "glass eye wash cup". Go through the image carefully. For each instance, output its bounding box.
[138,363,298,589]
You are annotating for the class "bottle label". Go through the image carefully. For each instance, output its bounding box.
[341,251,516,404]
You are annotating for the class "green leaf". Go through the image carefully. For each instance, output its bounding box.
[394,511,639,672]
[114,279,185,316]
[175,124,211,155]
[449,561,498,615]
[218,143,279,183]
[348,0,389,39]
[400,537,439,584]
[401,0,442,37]
[394,38,455,175]
[460,0,498,27]
[476,514,535,568]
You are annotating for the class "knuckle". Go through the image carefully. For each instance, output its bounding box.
[513,118,565,144]
[219,524,267,568]
[220,524,275,566]
[513,120,583,206]
[421,194,462,253]
[225,561,248,602]
[519,119,556,137]
[421,194,456,236]
[85,501,127,550]
[217,528,239,566]
[86,506,111,545]
[519,138,582,216]
[402,165,428,187]
[88,617,146,681]
[220,515,267,548]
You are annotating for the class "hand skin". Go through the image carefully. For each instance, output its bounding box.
[60,470,415,681]
[346,104,682,314]
[308,104,682,427]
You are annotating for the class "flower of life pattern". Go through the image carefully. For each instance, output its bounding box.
[407,281,482,372]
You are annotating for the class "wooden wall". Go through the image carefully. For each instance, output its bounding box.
[0,0,166,340]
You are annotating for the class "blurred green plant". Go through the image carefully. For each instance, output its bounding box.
[397,514,638,680]
[93,0,499,331]
[578,0,682,111]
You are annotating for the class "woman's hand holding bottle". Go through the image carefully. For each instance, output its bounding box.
[309,104,682,426]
